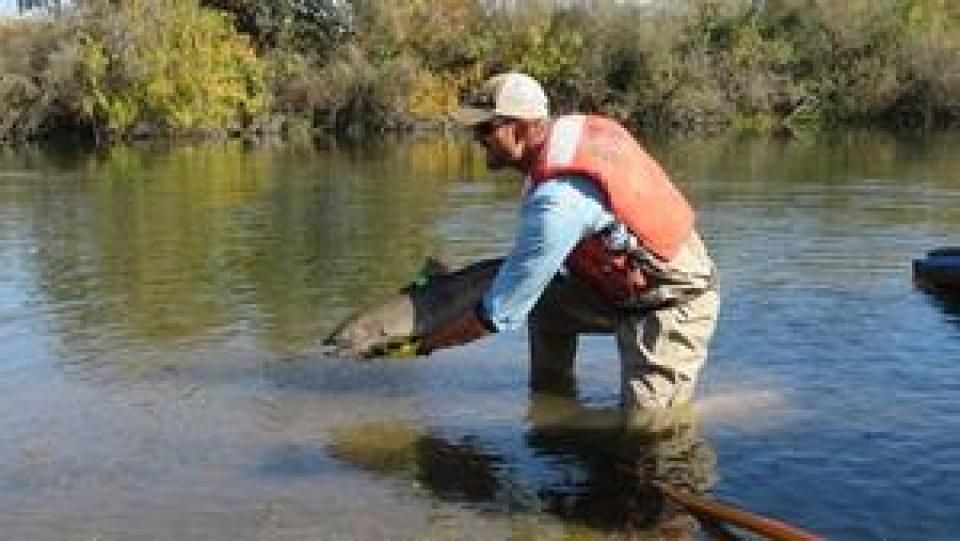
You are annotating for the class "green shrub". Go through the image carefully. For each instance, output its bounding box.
[5,0,960,141]
[198,0,352,54]
[0,18,88,139]
[75,0,267,136]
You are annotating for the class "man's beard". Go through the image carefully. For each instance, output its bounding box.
[486,149,516,170]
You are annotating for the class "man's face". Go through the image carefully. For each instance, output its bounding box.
[473,117,522,170]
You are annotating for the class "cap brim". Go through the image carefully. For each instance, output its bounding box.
[450,107,497,127]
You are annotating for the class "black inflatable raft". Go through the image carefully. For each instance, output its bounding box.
[914,248,960,294]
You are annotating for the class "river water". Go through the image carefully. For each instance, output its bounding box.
[0,132,958,540]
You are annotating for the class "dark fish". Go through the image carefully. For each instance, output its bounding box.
[324,257,502,358]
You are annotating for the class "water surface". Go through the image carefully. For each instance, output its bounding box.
[1,132,959,540]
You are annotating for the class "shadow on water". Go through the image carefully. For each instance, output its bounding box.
[326,392,716,538]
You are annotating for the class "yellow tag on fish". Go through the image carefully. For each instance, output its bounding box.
[381,339,421,359]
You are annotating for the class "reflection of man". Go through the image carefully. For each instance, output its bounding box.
[419,72,718,409]
[524,393,717,538]
[326,393,717,539]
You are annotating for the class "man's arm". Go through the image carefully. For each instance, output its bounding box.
[419,176,612,355]
[481,176,612,331]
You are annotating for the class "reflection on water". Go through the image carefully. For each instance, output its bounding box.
[329,393,715,539]
[5,138,496,371]
[4,132,959,365]
[2,131,960,539]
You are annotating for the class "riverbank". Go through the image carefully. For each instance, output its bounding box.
[3,0,959,144]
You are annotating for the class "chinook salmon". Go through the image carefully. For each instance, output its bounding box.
[323,257,503,358]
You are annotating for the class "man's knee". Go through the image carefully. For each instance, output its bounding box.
[624,372,697,409]
[618,293,718,409]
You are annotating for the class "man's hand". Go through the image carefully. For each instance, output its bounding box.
[417,307,494,355]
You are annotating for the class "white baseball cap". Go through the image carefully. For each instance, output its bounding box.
[451,72,550,126]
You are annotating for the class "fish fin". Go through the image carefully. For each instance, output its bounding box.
[406,255,454,290]
[420,255,453,277]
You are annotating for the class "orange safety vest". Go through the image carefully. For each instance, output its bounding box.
[528,115,695,305]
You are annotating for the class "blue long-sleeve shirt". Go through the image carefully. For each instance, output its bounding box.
[481,176,615,331]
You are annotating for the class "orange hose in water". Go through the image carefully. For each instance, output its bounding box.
[653,482,823,541]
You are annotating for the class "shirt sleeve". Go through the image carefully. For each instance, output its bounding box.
[481,176,613,331]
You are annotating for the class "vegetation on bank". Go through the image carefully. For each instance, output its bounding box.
[2,0,959,142]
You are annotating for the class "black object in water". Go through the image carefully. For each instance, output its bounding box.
[913,247,960,296]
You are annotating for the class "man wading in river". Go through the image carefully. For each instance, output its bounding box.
[419,72,718,409]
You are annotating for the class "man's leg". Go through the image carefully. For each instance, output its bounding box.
[616,290,719,409]
[527,275,617,396]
